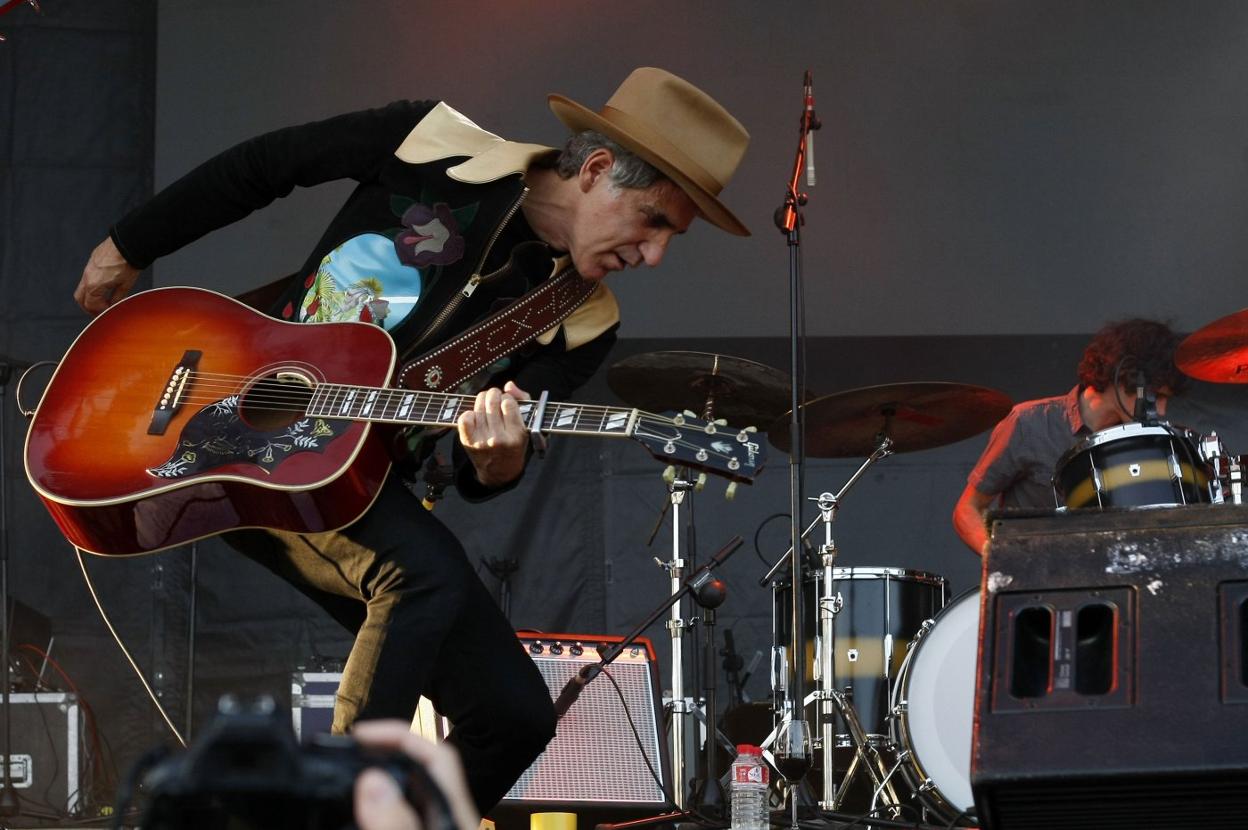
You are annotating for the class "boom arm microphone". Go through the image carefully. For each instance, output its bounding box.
[553,664,601,718]
[552,535,743,718]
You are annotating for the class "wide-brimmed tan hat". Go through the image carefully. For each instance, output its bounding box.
[549,67,750,236]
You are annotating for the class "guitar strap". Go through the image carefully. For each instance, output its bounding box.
[394,266,597,392]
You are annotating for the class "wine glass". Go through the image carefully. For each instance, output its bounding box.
[774,717,813,830]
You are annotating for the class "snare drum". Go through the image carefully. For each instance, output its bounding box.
[890,590,980,823]
[1053,422,1214,509]
[773,567,947,739]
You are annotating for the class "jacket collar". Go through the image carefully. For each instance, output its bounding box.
[395,101,555,184]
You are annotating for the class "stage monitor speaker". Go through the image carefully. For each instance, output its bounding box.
[490,633,671,830]
[972,504,1248,830]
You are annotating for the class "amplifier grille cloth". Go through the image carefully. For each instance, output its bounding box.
[504,648,666,804]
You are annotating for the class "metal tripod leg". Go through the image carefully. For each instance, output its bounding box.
[821,688,902,811]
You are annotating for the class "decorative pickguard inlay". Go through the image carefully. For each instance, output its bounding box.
[147,396,349,478]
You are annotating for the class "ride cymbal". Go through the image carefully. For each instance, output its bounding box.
[1176,308,1248,383]
[768,381,1012,457]
[607,350,811,429]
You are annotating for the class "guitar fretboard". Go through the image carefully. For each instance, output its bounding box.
[306,384,638,437]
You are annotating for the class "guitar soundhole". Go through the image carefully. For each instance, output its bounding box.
[238,372,316,431]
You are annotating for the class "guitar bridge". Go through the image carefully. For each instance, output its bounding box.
[147,350,202,435]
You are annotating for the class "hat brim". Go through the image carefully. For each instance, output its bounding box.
[549,94,750,237]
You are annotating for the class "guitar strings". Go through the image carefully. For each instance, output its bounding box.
[169,372,700,426]
[110,369,753,466]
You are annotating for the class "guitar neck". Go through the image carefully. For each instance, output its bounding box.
[306,383,641,438]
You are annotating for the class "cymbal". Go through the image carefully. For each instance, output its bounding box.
[607,351,808,428]
[1176,308,1248,383]
[768,381,1013,457]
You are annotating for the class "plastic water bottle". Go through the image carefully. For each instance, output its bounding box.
[730,743,768,830]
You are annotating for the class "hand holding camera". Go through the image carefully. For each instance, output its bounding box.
[129,697,474,830]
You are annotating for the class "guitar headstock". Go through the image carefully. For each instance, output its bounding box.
[629,411,767,484]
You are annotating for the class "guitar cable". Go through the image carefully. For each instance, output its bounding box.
[18,362,187,748]
[73,545,187,748]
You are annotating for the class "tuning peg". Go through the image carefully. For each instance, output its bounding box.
[725,482,738,501]
[663,465,676,484]
[713,418,727,427]
[737,427,758,442]
[694,472,707,492]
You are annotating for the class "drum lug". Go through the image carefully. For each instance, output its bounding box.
[918,777,937,793]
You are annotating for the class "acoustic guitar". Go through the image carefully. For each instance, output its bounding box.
[25,287,766,556]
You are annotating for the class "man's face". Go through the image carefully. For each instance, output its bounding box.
[564,155,698,280]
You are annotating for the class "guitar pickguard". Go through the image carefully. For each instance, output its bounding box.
[147,396,350,479]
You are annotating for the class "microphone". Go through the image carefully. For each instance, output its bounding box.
[553,664,600,718]
[804,70,816,187]
[1133,369,1155,422]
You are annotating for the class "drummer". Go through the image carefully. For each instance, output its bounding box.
[953,318,1187,555]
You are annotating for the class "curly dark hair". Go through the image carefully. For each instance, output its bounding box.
[1077,318,1188,395]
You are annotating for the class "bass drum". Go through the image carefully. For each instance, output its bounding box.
[890,590,980,823]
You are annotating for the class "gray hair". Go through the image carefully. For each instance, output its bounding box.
[551,130,664,190]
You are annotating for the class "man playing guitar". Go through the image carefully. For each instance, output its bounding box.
[67,68,752,813]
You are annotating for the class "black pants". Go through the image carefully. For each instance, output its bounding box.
[224,476,557,812]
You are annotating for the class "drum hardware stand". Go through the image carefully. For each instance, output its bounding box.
[814,438,902,814]
[642,389,734,808]
[555,536,743,830]
[759,437,904,816]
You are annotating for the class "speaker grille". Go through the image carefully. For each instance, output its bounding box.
[504,636,667,805]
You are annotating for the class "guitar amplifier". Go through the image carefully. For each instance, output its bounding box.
[291,633,671,829]
[491,633,671,829]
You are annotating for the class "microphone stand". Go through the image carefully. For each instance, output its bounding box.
[0,360,20,817]
[770,69,820,820]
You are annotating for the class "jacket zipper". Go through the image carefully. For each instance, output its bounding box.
[410,186,530,351]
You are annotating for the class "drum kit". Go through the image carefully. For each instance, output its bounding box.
[604,306,1248,827]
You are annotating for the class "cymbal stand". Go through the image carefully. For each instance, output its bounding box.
[659,473,695,809]
[810,437,904,813]
[757,436,902,814]
[653,465,737,814]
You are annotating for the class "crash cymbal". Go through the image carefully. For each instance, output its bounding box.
[768,381,1013,457]
[608,351,808,429]
[1177,308,1248,383]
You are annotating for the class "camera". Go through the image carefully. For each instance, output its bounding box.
[130,695,453,830]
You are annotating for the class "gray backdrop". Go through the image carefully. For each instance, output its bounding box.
[3,0,1248,820]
